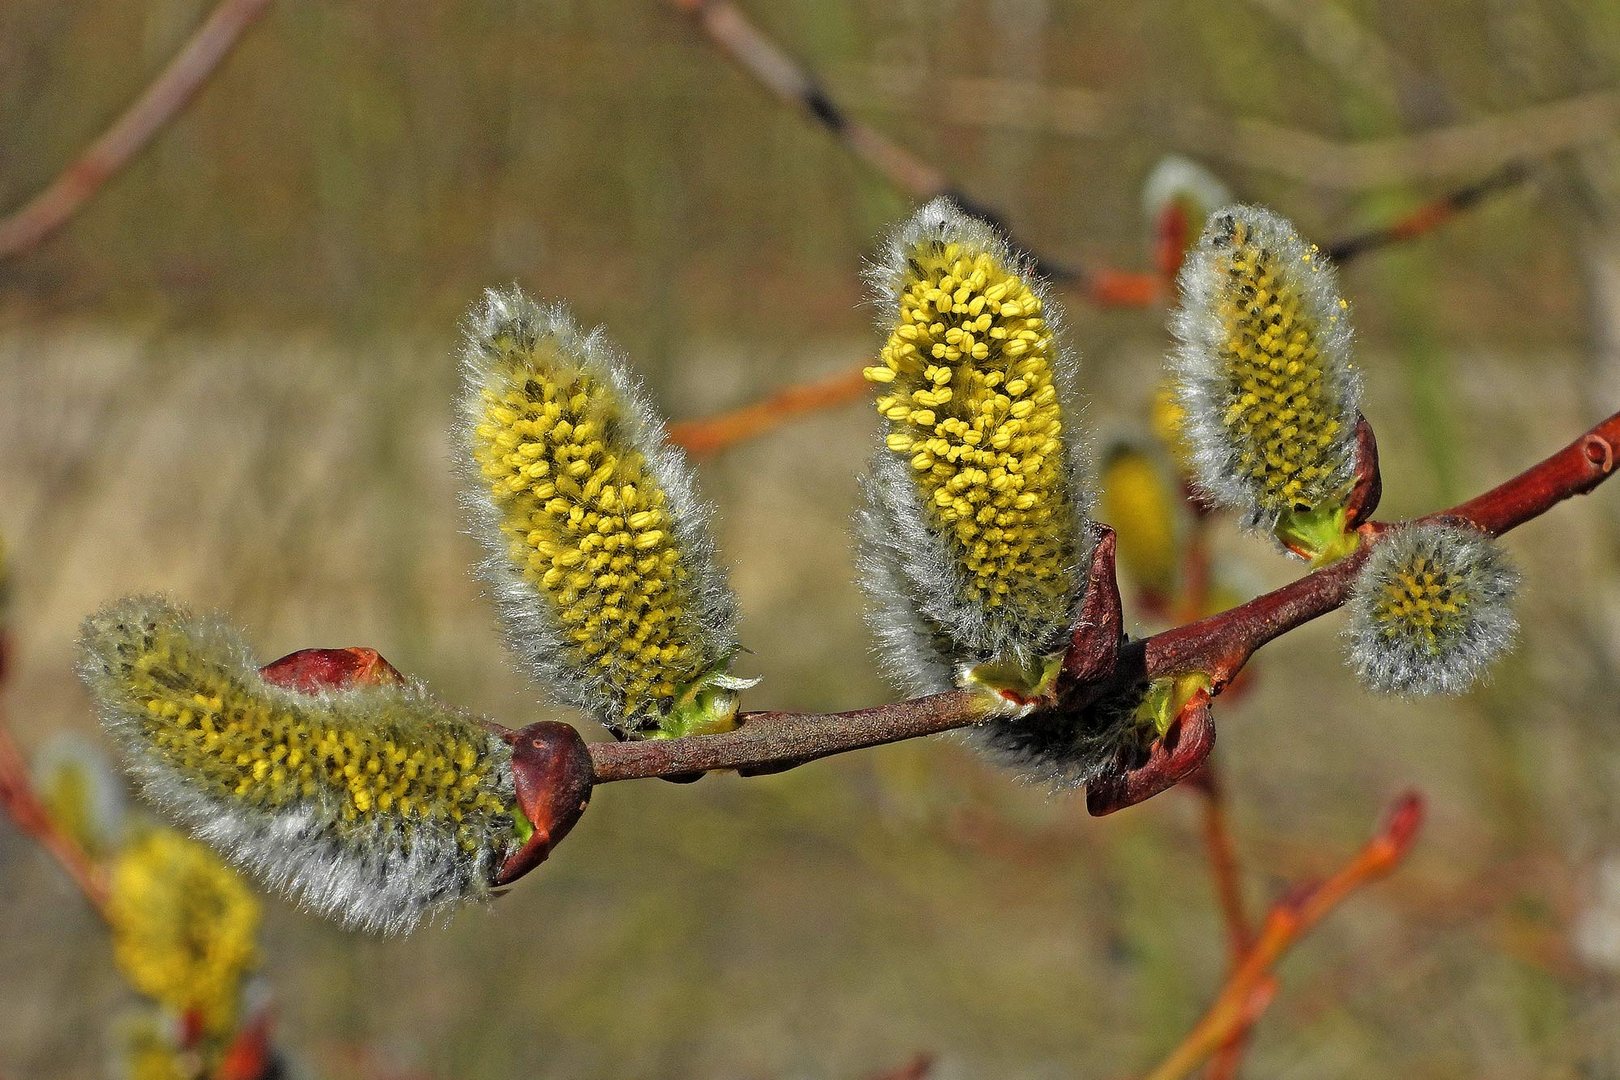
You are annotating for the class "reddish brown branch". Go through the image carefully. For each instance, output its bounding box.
[1324,162,1529,263]
[1190,764,1252,958]
[588,409,1620,787]
[591,689,989,783]
[1138,793,1425,1080]
[0,0,274,260]
[0,672,111,918]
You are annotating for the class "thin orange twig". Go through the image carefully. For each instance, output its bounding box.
[667,366,869,458]
[1138,793,1425,1080]
[1191,764,1251,959]
[0,0,275,259]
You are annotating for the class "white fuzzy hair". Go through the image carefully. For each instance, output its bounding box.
[456,287,739,736]
[79,596,514,936]
[856,199,1111,782]
[1168,204,1362,533]
[1345,522,1521,696]
[857,198,1095,681]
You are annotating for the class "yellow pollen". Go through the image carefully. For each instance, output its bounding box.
[1207,218,1347,514]
[471,334,713,728]
[109,829,260,1038]
[109,618,507,854]
[869,239,1078,618]
[1372,555,1469,655]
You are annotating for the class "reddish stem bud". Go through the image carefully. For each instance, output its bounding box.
[1155,202,1192,283]
[494,721,594,887]
[258,647,404,693]
[1371,790,1425,865]
[1087,688,1216,816]
[1062,527,1124,687]
[1344,414,1383,529]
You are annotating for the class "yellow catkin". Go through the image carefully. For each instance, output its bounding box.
[109,830,260,1037]
[470,333,716,728]
[1371,554,1468,655]
[1100,446,1178,599]
[1205,215,1349,515]
[1150,379,1195,476]
[865,238,1077,621]
[116,616,506,853]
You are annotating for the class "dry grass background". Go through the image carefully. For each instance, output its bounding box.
[3,2,1620,1077]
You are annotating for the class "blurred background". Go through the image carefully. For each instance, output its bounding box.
[3,1,1620,1077]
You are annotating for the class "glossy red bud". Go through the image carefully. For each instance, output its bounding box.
[493,721,594,887]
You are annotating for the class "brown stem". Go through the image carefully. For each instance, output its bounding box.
[1324,162,1529,263]
[588,409,1620,786]
[1138,793,1424,1080]
[1191,762,1252,958]
[664,0,1082,285]
[0,0,274,259]
[590,690,990,783]
[0,683,111,919]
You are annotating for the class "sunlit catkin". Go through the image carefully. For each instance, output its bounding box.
[109,828,260,1037]
[1170,206,1361,545]
[460,288,745,739]
[1346,522,1520,695]
[80,596,519,934]
[858,199,1092,697]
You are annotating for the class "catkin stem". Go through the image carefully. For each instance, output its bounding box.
[590,409,1620,786]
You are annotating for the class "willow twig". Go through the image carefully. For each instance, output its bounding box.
[1139,792,1425,1080]
[849,69,1616,189]
[589,410,1620,788]
[665,0,1083,286]
[0,647,110,918]
[0,0,275,259]
[667,366,868,458]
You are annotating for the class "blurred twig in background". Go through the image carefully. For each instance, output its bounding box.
[1141,794,1425,1080]
[0,0,273,260]
[0,720,110,918]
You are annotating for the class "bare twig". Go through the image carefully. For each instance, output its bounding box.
[588,409,1620,788]
[0,0,275,260]
[0,639,110,918]
[1138,793,1425,1080]
[667,366,868,458]
[849,70,1618,189]
[1324,162,1529,262]
[665,0,1082,284]
[1189,764,1251,959]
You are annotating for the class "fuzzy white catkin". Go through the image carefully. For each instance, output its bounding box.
[79,596,518,935]
[458,288,741,737]
[1345,523,1520,695]
[858,200,1125,788]
[1169,205,1362,533]
[857,199,1094,689]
